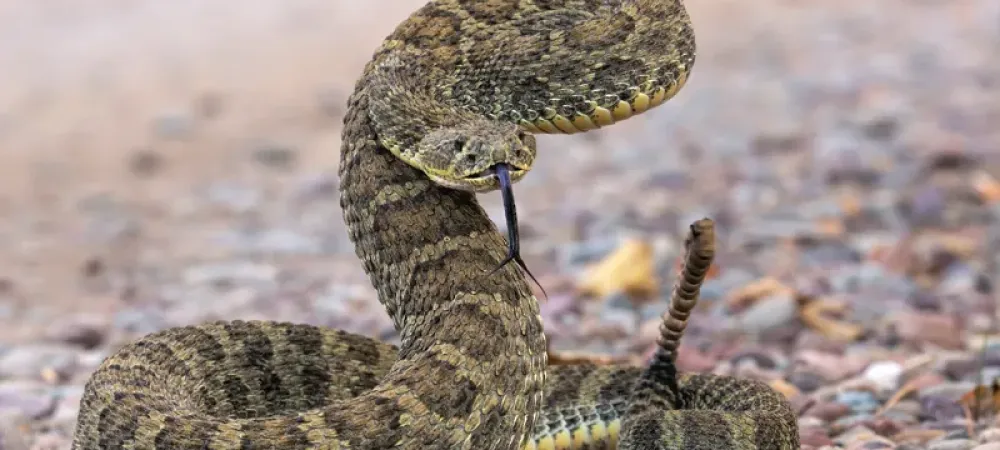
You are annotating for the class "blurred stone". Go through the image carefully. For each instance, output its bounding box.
[863,360,903,393]
[731,292,797,334]
[890,312,964,349]
[0,345,78,382]
[152,110,196,139]
[44,316,106,350]
[805,401,852,422]
[251,141,298,170]
[127,148,164,177]
[0,411,30,450]
[928,439,976,450]
[0,382,55,419]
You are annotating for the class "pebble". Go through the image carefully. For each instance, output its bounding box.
[182,261,279,287]
[127,148,164,177]
[928,439,977,450]
[920,382,978,401]
[863,360,903,393]
[979,428,1000,443]
[0,346,78,382]
[891,312,965,349]
[834,425,880,446]
[730,292,798,334]
[152,111,196,139]
[920,394,967,422]
[800,426,836,447]
[202,181,263,213]
[112,307,168,335]
[30,432,70,450]
[789,370,827,393]
[0,411,30,450]
[806,401,852,422]
[251,141,298,170]
[44,316,106,350]
[214,228,322,255]
[291,172,339,204]
[0,382,55,419]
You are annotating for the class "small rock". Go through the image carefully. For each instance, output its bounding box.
[979,428,1000,443]
[127,149,164,177]
[837,390,880,414]
[29,432,70,450]
[112,307,168,335]
[796,350,863,381]
[834,425,879,446]
[44,316,106,350]
[251,141,298,170]
[845,438,896,450]
[0,382,55,419]
[906,290,942,311]
[0,345,78,382]
[48,386,84,426]
[928,439,976,450]
[920,381,977,400]
[788,370,826,393]
[800,426,835,447]
[182,261,279,287]
[0,411,30,450]
[731,292,798,334]
[881,399,923,419]
[292,172,339,204]
[805,401,852,422]
[863,360,903,393]
[315,88,346,118]
[203,181,262,213]
[673,345,718,373]
[215,229,321,255]
[195,92,225,119]
[152,111,195,139]
[919,394,966,422]
[730,350,779,370]
[890,312,964,349]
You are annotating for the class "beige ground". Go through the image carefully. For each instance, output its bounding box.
[1,0,996,342]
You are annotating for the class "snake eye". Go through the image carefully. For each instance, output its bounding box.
[453,137,466,153]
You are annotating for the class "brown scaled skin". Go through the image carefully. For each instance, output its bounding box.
[70,1,799,449]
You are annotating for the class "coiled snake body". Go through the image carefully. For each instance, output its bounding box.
[72,0,799,448]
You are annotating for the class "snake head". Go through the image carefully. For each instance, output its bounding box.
[413,120,536,192]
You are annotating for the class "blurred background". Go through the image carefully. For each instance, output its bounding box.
[1,1,999,448]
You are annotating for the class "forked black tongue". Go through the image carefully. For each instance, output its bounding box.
[489,164,547,299]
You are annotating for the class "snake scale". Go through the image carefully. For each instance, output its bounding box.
[71,0,799,448]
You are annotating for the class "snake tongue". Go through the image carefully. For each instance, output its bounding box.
[491,164,547,299]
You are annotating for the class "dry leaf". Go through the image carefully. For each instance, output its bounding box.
[815,218,845,237]
[726,277,794,309]
[769,379,801,400]
[799,299,864,342]
[577,238,657,299]
[958,379,1000,420]
[838,192,862,217]
[972,171,1000,204]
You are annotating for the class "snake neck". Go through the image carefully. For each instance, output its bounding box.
[338,74,547,445]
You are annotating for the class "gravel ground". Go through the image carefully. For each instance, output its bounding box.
[2,0,1000,448]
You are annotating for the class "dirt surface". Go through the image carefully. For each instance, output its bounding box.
[2,1,1000,449]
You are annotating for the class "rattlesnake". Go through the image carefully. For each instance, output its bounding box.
[71,0,799,448]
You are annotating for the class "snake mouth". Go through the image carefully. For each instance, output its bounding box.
[465,164,526,182]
